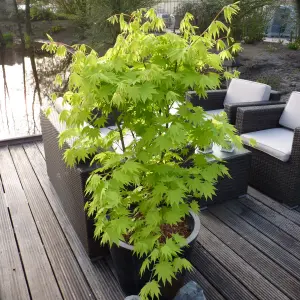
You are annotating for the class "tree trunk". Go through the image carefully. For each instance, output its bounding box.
[25,0,32,40]
[12,0,25,44]
[296,0,300,38]
[0,28,5,47]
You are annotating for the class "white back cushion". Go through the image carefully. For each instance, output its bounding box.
[224,79,271,105]
[241,128,294,162]
[279,92,300,130]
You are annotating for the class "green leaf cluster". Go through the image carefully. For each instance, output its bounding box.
[45,4,242,299]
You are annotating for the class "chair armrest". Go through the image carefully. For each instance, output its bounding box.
[224,100,281,125]
[291,127,300,165]
[270,90,282,101]
[235,104,286,134]
[187,90,226,110]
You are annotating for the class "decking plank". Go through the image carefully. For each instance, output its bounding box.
[185,269,225,300]
[248,187,300,226]
[200,210,300,300]
[0,188,30,300]
[208,204,300,281]
[191,245,258,300]
[225,199,300,259]
[35,141,45,158]
[0,147,62,300]
[23,143,124,300]
[198,226,289,300]
[239,196,300,242]
[9,145,95,300]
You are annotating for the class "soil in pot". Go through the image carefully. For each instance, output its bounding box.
[110,211,200,300]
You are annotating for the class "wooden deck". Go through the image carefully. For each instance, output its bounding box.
[1,141,300,300]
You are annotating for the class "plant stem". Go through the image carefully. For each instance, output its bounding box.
[113,110,126,152]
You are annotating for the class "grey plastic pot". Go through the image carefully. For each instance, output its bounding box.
[110,211,201,300]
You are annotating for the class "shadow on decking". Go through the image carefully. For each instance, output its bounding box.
[1,138,300,300]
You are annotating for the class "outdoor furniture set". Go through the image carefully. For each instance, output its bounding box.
[41,78,299,260]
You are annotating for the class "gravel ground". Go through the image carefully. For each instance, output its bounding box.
[238,42,300,101]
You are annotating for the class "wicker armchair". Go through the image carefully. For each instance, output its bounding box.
[236,98,300,207]
[188,79,282,125]
[40,108,110,258]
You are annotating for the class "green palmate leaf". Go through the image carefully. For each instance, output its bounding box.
[153,183,168,198]
[190,200,200,214]
[112,169,132,185]
[140,83,158,102]
[173,257,193,273]
[208,21,219,39]
[154,261,176,285]
[140,258,151,276]
[166,189,185,206]
[112,216,132,235]
[140,281,161,300]
[134,241,153,258]
[101,227,120,246]
[145,210,162,227]
[172,233,187,247]
[164,208,183,225]
[57,45,67,57]
[197,182,216,200]
[105,190,122,208]
[44,107,52,118]
[160,239,181,260]
[112,93,122,106]
[155,135,174,152]
[149,248,160,262]
[54,74,63,87]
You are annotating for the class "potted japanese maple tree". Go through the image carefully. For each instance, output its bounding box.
[44,3,242,299]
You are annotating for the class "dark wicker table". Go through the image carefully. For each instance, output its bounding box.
[199,146,252,209]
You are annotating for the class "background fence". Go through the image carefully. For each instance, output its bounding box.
[155,0,193,14]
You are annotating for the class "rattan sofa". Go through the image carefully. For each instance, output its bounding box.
[236,93,300,207]
[188,79,282,125]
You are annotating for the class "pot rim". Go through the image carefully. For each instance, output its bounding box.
[118,210,201,251]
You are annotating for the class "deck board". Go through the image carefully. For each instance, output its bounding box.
[198,226,289,300]
[9,145,95,300]
[35,141,45,158]
[225,199,300,260]
[23,143,124,300]
[191,245,258,300]
[1,141,300,300]
[248,187,300,226]
[239,196,300,243]
[200,210,300,300]
[0,147,63,300]
[0,186,30,300]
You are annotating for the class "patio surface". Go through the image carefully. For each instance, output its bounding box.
[1,141,300,300]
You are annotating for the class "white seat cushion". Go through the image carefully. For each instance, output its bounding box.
[224,79,271,105]
[279,91,300,130]
[206,109,224,116]
[241,128,294,162]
